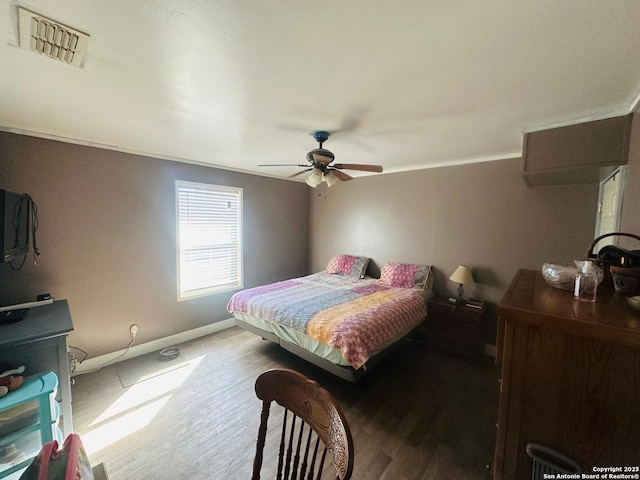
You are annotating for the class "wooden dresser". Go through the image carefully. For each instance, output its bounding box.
[493,269,640,479]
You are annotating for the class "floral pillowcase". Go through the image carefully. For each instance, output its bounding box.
[325,255,370,279]
[378,262,433,289]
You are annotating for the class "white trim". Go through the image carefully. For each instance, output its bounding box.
[73,318,235,375]
[73,318,499,371]
[1,124,522,180]
[381,152,521,175]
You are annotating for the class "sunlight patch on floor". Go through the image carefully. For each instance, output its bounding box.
[81,354,205,456]
[82,396,171,456]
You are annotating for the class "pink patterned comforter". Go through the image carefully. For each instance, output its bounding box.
[227,273,428,369]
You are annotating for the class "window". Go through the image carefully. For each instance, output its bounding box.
[176,180,243,300]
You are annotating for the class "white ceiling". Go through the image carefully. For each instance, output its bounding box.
[2,1,640,182]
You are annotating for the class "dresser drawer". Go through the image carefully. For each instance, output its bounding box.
[428,301,483,327]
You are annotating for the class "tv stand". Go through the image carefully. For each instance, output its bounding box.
[0,299,74,436]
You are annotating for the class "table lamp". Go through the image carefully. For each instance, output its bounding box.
[449,265,474,303]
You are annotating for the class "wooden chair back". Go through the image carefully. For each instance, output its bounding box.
[251,369,354,480]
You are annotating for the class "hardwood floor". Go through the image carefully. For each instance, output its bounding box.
[71,327,498,480]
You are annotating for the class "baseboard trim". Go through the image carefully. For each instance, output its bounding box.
[73,318,235,375]
[74,320,498,375]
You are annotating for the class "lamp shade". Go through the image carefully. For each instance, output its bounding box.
[305,169,323,187]
[325,171,338,187]
[449,265,474,285]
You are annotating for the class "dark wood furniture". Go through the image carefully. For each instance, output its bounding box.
[493,269,640,479]
[425,296,486,362]
[252,369,354,480]
[0,300,74,436]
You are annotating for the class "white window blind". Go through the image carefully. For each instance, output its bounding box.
[176,180,243,300]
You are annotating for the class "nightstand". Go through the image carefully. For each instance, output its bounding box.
[425,296,486,362]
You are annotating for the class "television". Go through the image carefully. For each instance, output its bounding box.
[0,188,31,264]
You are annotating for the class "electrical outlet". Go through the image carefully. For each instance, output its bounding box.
[68,352,78,372]
[130,324,139,336]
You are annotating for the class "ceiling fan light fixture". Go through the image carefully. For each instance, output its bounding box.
[325,171,338,187]
[308,148,335,165]
[258,129,383,185]
[305,169,323,187]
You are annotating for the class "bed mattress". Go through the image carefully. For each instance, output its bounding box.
[227,272,431,369]
[233,310,425,367]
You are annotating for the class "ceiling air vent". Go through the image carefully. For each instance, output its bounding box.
[18,7,89,68]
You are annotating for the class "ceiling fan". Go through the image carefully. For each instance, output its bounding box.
[258,130,383,187]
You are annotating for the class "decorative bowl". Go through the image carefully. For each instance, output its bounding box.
[611,266,640,296]
[542,262,605,291]
[627,295,640,313]
[542,263,579,291]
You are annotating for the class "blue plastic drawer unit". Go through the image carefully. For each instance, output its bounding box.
[0,371,63,479]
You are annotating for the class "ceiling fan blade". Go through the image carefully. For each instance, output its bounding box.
[332,106,368,134]
[333,163,383,173]
[279,106,368,135]
[258,164,309,167]
[289,169,313,178]
[330,169,353,181]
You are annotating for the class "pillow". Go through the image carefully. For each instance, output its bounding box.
[378,262,433,289]
[325,255,370,278]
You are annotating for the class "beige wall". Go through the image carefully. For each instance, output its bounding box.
[0,132,309,357]
[309,158,600,344]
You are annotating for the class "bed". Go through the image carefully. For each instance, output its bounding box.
[227,255,433,382]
